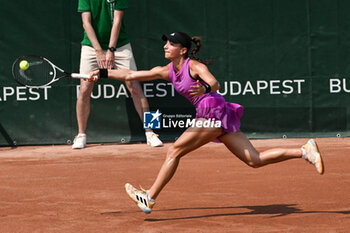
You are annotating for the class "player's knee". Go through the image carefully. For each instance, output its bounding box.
[166,145,183,161]
[246,161,261,168]
[245,154,262,168]
[241,151,262,168]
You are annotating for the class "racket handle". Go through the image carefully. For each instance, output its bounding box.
[71,73,89,79]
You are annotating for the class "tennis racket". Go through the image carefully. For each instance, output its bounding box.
[12,55,91,88]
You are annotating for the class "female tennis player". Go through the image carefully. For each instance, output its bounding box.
[89,32,324,214]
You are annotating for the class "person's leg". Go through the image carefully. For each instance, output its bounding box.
[115,44,162,146]
[124,80,163,146]
[76,80,94,134]
[219,130,302,168]
[114,43,148,119]
[124,80,148,121]
[147,121,223,200]
[72,45,97,149]
[219,131,324,174]
[125,119,223,213]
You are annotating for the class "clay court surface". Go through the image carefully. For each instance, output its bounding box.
[0,137,349,232]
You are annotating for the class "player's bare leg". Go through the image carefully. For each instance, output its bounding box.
[125,119,223,213]
[219,131,303,167]
[148,119,223,200]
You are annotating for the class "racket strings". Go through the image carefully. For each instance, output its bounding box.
[13,56,55,87]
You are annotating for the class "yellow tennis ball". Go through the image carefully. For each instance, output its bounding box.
[19,60,29,71]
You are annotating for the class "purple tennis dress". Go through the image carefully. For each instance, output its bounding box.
[168,58,244,141]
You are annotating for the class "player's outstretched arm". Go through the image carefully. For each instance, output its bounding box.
[89,65,170,82]
[126,66,170,81]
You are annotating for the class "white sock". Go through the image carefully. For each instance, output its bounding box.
[301,148,306,159]
[148,194,155,203]
[78,133,86,137]
[145,131,154,137]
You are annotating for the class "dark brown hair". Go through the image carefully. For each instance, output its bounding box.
[187,36,211,65]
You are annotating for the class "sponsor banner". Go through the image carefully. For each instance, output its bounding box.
[2,77,350,103]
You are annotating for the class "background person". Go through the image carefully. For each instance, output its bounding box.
[73,0,163,149]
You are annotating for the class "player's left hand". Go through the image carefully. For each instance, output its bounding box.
[189,80,205,97]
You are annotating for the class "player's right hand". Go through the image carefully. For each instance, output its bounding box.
[88,70,100,82]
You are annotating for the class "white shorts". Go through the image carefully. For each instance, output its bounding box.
[79,43,137,74]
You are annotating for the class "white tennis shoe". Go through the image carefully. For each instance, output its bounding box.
[302,139,324,174]
[125,183,155,214]
[146,132,163,147]
[72,134,86,149]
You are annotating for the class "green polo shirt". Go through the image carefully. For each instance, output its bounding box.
[78,0,130,49]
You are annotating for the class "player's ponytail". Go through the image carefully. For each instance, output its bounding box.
[188,36,211,65]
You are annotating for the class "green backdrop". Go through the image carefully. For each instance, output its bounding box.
[1,0,349,146]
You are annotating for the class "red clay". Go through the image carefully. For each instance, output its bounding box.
[0,137,349,232]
